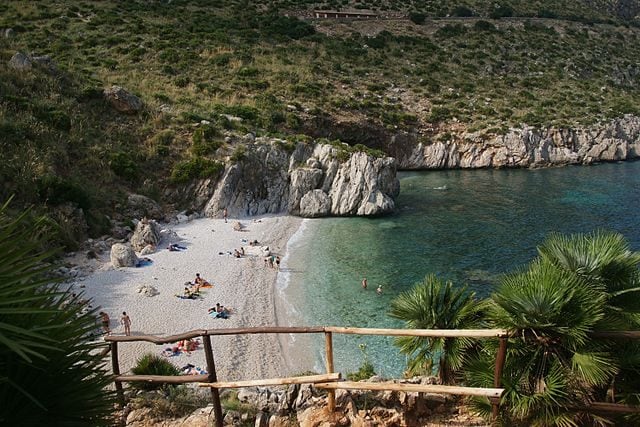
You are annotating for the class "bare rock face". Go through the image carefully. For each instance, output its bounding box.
[203,140,399,218]
[127,194,164,220]
[8,52,31,70]
[130,220,161,252]
[299,189,331,217]
[104,85,143,114]
[8,52,58,73]
[395,115,640,169]
[110,243,138,268]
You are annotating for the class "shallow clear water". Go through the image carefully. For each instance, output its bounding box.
[280,161,640,377]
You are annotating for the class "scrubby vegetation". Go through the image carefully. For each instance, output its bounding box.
[392,231,640,426]
[131,353,181,391]
[0,201,114,425]
[1,0,639,243]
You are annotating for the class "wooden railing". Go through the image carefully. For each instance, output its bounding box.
[105,326,509,427]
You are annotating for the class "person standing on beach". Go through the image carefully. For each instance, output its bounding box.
[223,208,228,223]
[99,311,111,335]
[362,277,368,290]
[275,256,281,270]
[121,311,132,336]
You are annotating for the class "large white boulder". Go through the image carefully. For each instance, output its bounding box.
[110,243,138,268]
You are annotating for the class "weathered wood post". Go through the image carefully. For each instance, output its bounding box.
[110,341,125,406]
[324,331,336,412]
[202,335,224,427]
[492,336,508,420]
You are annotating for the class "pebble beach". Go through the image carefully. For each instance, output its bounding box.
[72,214,312,380]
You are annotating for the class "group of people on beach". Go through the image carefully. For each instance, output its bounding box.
[265,255,281,269]
[98,311,131,336]
[181,273,212,299]
[162,338,200,357]
[362,277,383,295]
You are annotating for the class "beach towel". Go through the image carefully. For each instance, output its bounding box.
[162,347,181,357]
[135,258,153,267]
[199,282,213,288]
[209,310,229,319]
[181,365,207,375]
[175,294,202,300]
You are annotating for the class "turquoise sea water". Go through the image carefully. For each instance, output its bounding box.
[279,161,640,377]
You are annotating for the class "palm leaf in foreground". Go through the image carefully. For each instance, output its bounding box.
[390,274,484,383]
[0,202,114,425]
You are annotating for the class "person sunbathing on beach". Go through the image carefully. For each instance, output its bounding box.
[208,303,229,319]
[194,273,211,288]
[177,339,198,354]
[168,243,187,251]
[233,249,242,258]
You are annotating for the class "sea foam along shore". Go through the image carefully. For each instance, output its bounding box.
[73,214,314,380]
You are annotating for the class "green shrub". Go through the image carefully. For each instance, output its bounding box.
[220,390,259,416]
[474,20,497,32]
[429,106,452,122]
[347,360,376,381]
[171,158,224,184]
[175,76,190,87]
[132,386,209,418]
[258,15,315,40]
[451,6,474,17]
[109,151,138,181]
[214,104,259,121]
[435,24,467,38]
[192,125,222,155]
[230,145,247,162]
[36,175,92,210]
[490,4,514,19]
[131,354,180,391]
[211,52,232,66]
[408,12,426,25]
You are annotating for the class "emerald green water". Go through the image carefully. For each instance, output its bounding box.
[278,162,640,377]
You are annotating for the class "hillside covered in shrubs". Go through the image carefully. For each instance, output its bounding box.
[1,0,639,245]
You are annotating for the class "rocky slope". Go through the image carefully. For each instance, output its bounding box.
[391,115,640,169]
[181,139,401,218]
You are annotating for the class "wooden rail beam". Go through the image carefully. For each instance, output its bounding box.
[199,373,341,389]
[115,374,209,384]
[323,327,510,338]
[315,381,505,398]
[103,327,510,343]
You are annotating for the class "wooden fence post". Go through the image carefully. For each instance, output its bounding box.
[324,331,336,412]
[111,341,125,406]
[202,335,224,427]
[492,337,508,420]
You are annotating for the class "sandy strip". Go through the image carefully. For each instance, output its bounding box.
[73,214,313,380]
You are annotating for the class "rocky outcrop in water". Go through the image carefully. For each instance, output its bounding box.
[202,139,400,218]
[393,115,640,169]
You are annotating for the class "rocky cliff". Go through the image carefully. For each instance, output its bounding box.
[392,115,640,169]
[199,139,400,218]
